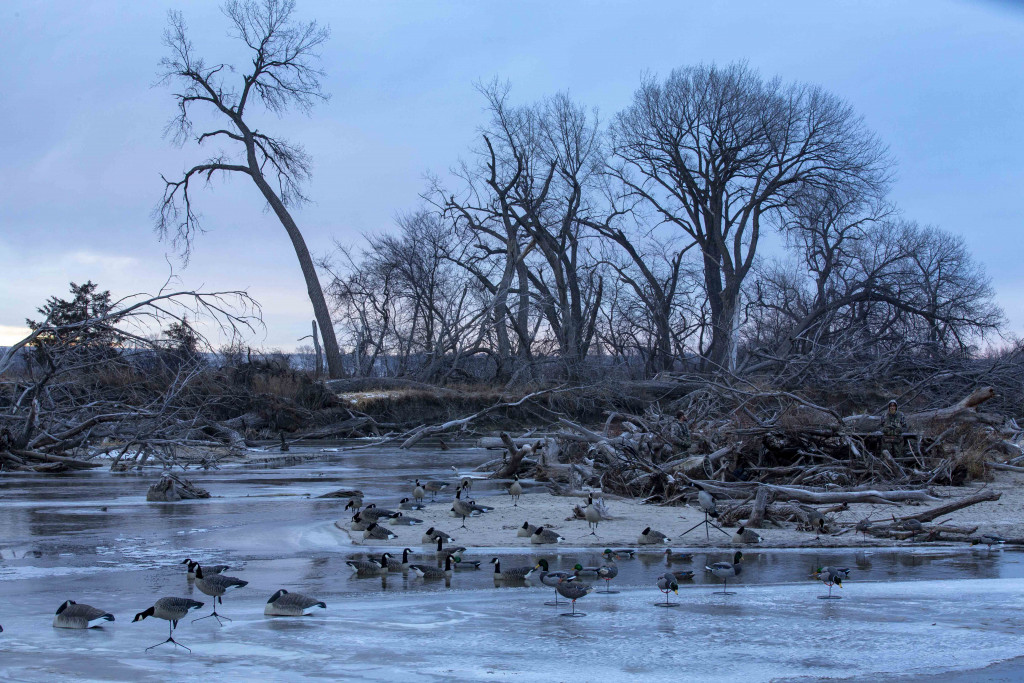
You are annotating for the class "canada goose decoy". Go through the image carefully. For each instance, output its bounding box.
[452,485,479,528]
[181,559,228,580]
[664,549,693,563]
[413,481,426,503]
[555,576,593,617]
[816,567,843,599]
[409,554,453,582]
[467,498,494,514]
[531,526,565,545]
[53,600,114,629]
[680,484,730,539]
[133,597,204,652]
[855,518,873,538]
[422,479,450,500]
[490,557,537,581]
[363,522,397,541]
[387,549,414,573]
[584,494,603,536]
[655,572,680,607]
[638,527,671,545]
[893,515,923,539]
[972,534,1007,550]
[422,527,455,544]
[346,553,390,575]
[452,556,482,570]
[348,494,364,509]
[360,503,401,521]
[533,559,573,605]
[264,589,327,617]
[732,526,762,544]
[509,475,523,507]
[193,565,248,625]
[596,564,619,594]
[706,551,743,595]
[518,522,538,538]
[399,497,426,511]
[350,512,370,532]
[389,512,424,526]
[434,537,467,561]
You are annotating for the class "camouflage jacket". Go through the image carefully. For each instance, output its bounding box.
[668,421,691,450]
[880,411,908,437]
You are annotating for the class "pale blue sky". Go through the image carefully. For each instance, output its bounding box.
[1,0,1022,348]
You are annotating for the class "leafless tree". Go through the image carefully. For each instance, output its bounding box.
[154,0,346,378]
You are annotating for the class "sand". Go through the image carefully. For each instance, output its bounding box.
[337,470,1024,551]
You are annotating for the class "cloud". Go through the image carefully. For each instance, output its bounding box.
[0,325,30,346]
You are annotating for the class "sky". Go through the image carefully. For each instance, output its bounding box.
[1,0,1022,350]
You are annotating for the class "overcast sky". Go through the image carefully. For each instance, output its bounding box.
[2,0,1022,350]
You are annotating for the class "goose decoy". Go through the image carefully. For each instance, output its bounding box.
[434,537,467,560]
[467,498,494,514]
[452,556,482,571]
[347,494,364,509]
[388,512,424,526]
[555,576,593,617]
[596,563,619,594]
[972,534,1007,550]
[656,572,680,607]
[894,515,923,539]
[53,600,115,629]
[264,589,327,617]
[360,503,401,521]
[422,527,455,544]
[346,553,390,575]
[816,567,843,599]
[509,475,523,507]
[350,512,370,532]
[517,522,538,538]
[387,549,414,573]
[133,597,204,652]
[413,481,426,503]
[531,526,564,545]
[584,494,603,535]
[363,522,397,541]
[422,479,450,501]
[193,565,248,624]
[181,559,229,580]
[671,570,695,582]
[533,559,573,605]
[490,557,537,581]
[706,551,743,595]
[399,497,426,511]
[855,517,872,538]
[638,527,671,545]
[796,503,828,536]
[732,526,762,544]
[452,485,479,528]
[680,483,730,539]
[664,549,693,563]
[409,554,453,581]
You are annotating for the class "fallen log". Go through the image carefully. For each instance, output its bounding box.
[10,449,102,470]
[894,489,1000,524]
[688,480,937,504]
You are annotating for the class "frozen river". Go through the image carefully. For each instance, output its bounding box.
[1,443,1023,681]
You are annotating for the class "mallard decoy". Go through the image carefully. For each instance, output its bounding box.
[490,557,537,581]
[656,572,679,606]
[638,527,671,545]
[584,494,603,535]
[671,570,695,582]
[133,597,204,652]
[814,565,851,580]
[264,589,326,616]
[531,526,564,545]
[663,549,693,563]
[388,513,423,526]
[817,567,843,599]
[572,563,600,577]
[610,549,636,559]
[181,559,228,580]
[409,554,453,581]
[193,565,248,625]
[796,504,828,536]
[347,553,390,575]
[363,522,397,541]
[452,556,481,570]
[434,537,467,560]
[556,576,593,616]
[533,559,573,605]
[422,527,455,544]
[732,526,762,544]
[518,522,538,538]
[706,551,743,594]
[509,475,523,507]
[596,564,619,594]
[53,600,114,629]
[399,497,426,511]
[387,548,414,573]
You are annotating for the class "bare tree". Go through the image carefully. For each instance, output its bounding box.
[609,62,891,371]
[155,0,345,378]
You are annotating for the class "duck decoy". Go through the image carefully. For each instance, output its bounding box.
[655,572,680,607]
[193,565,248,625]
[531,526,565,545]
[671,570,695,582]
[346,553,390,575]
[732,526,762,544]
[555,576,593,617]
[264,589,327,616]
[533,559,572,606]
[53,600,115,629]
[572,563,600,577]
[813,565,851,580]
[133,597,204,652]
[706,551,743,595]
[409,554,453,582]
[387,549,414,573]
[509,475,523,507]
[181,559,229,580]
[490,557,537,581]
[452,556,482,570]
[663,549,693,563]
[680,483,730,539]
[796,504,828,537]
[637,527,671,545]
[584,494,603,536]
[422,527,455,544]
[399,497,426,511]
[816,567,843,599]
[363,522,397,541]
[388,512,424,526]
[596,563,619,594]
[609,548,636,559]
[434,537,467,561]
[517,522,538,538]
